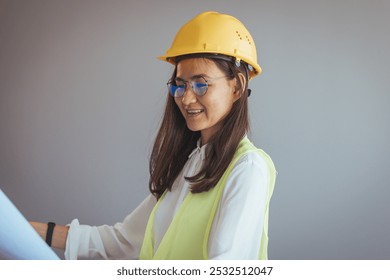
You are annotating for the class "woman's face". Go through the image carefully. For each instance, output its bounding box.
[174,58,241,144]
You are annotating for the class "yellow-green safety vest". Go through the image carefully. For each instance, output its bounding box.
[140,137,276,259]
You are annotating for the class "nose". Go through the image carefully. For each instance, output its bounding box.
[181,84,197,106]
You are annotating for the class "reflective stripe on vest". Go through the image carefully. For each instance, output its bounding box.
[140,137,276,259]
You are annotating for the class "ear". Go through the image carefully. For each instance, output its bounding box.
[232,73,246,102]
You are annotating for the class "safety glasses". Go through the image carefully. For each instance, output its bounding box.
[167,75,229,98]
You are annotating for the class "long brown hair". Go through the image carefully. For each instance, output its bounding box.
[149,54,250,199]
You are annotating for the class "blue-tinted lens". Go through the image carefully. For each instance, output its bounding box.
[168,79,208,97]
[192,82,208,96]
[168,84,185,97]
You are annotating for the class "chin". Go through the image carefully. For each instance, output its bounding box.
[187,126,201,132]
[186,123,205,132]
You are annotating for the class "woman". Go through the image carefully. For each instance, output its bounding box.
[31,11,276,260]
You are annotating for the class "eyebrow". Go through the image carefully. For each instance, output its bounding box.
[175,74,210,80]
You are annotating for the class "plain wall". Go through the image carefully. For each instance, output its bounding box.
[1,0,389,259]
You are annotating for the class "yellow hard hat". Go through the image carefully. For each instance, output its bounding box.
[158,11,262,78]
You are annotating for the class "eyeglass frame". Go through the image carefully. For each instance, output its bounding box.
[166,75,233,98]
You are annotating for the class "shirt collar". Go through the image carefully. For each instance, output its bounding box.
[187,135,249,161]
[188,138,207,161]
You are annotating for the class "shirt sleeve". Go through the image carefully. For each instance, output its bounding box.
[64,194,156,260]
[208,151,270,259]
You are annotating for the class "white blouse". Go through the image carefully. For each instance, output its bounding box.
[64,139,270,260]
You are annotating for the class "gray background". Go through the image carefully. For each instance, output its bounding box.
[1,0,389,260]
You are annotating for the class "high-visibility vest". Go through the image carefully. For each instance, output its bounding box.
[140,137,276,259]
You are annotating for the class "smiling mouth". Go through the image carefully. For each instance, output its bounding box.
[186,109,204,116]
